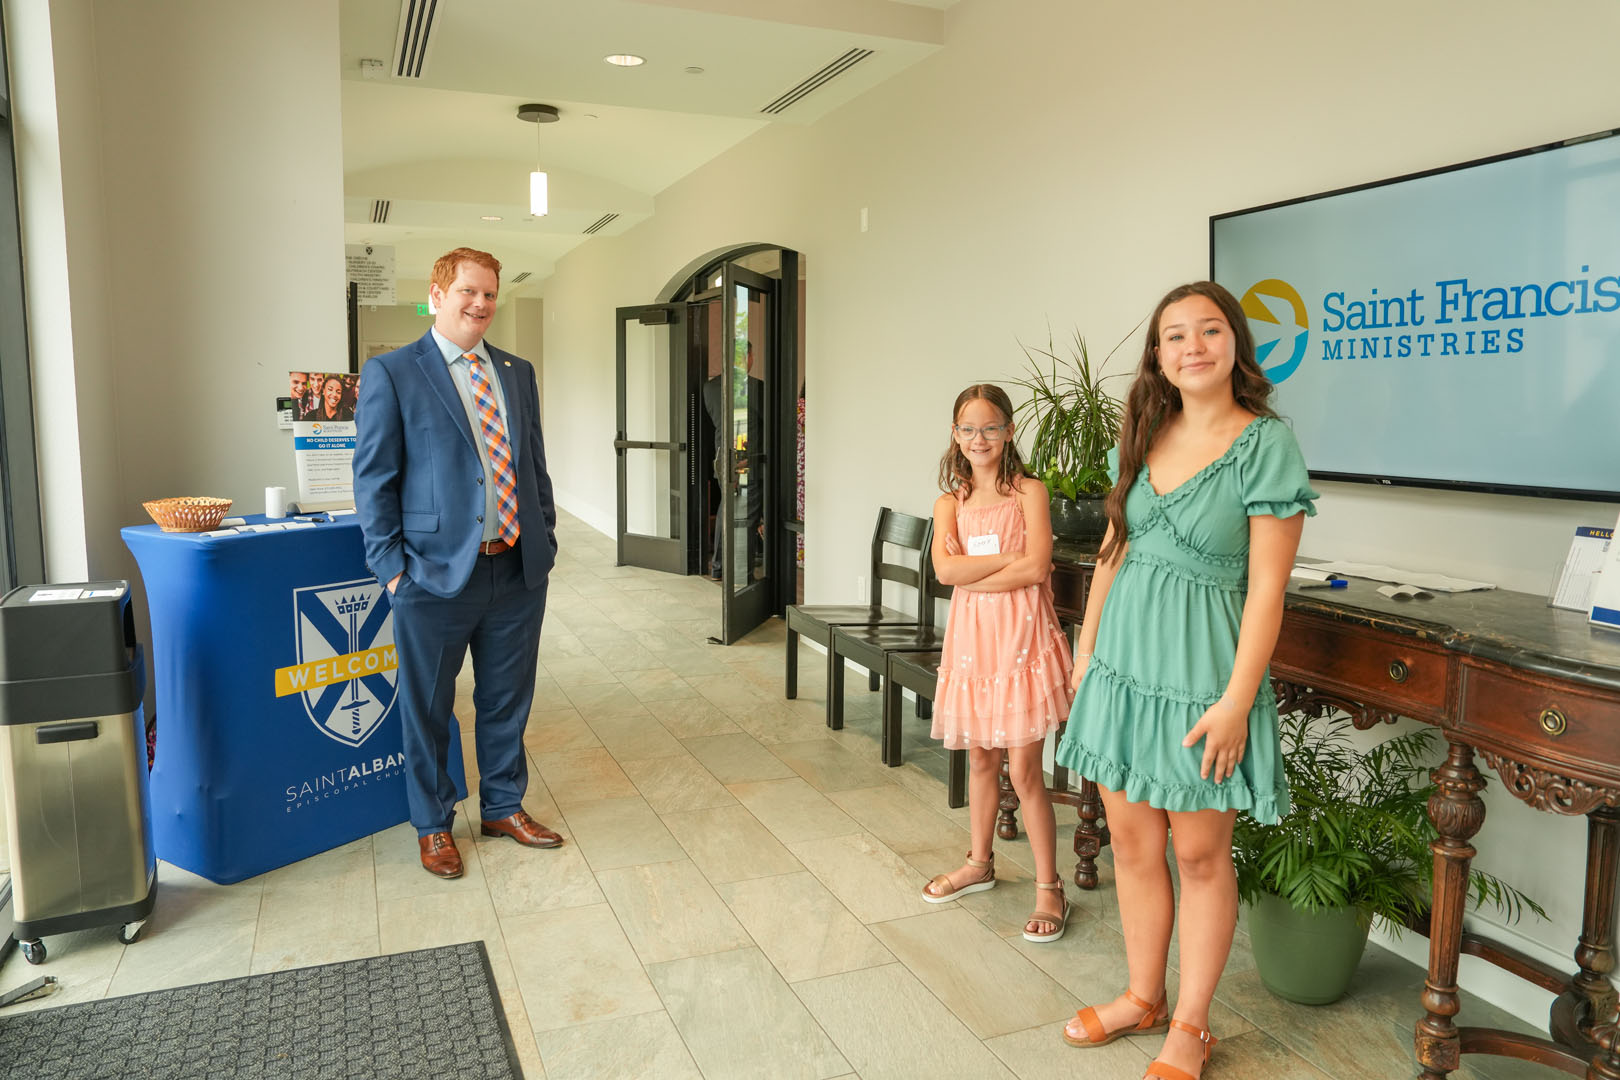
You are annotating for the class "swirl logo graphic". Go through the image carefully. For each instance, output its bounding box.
[311,423,323,435]
[1240,279,1309,384]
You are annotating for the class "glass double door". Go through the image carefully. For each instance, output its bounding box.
[614,265,776,644]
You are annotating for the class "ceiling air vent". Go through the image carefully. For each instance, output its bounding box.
[760,48,873,115]
[509,271,532,284]
[392,0,440,79]
[370,199,391,224]
[583,213,619,235]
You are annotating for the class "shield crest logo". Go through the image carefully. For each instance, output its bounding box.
[292,578,398,747]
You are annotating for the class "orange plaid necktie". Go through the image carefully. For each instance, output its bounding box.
[465,354,520,545]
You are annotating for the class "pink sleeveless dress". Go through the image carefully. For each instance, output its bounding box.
[932,492,1074,749]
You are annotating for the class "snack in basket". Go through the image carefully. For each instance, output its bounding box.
[143,496,233,533]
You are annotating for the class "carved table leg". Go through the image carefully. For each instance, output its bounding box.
[1416,740,1486,1080]
[997,753,1020,841]
[1590,1026,1620,1080]
[1554,808,1620,1062]
[1073,777,1106,890]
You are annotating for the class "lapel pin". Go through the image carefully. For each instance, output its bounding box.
[504,360,511,366]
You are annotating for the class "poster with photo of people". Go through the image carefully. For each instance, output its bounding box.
[288,371,360,509]
[288,371,358,423]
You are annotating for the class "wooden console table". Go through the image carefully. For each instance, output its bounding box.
[1047,543,1620,1080]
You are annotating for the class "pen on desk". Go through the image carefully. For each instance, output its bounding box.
[1297,579,1347,589]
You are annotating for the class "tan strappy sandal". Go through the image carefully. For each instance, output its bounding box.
[1062,987,1169,1048]
[1143,1018,1218,1080]
[921,852,995,903]
[1022,880,1071,942]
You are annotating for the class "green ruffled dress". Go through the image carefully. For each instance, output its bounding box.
[1054,416,1317,824]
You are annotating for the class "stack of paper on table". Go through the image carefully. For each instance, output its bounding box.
[1306,561,1495,593]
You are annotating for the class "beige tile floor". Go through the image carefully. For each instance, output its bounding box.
[0,512,1565,1079]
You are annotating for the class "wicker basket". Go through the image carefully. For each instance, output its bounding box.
[143,496,233,533]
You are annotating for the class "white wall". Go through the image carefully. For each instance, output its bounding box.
[18,0,347,584]
[537,0,1620,1024]
[93,0,347,531]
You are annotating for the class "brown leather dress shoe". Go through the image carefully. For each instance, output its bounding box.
[480,810,564,848]
[418,831,464,878]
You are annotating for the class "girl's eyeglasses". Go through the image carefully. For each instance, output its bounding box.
[954,424,1008,441]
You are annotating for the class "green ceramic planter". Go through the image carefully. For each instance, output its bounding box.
[1246,892,1372,1005]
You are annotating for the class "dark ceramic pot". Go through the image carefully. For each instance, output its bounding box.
[1050,495,1106,542]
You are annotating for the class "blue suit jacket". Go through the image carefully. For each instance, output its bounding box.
[353,332,557,597]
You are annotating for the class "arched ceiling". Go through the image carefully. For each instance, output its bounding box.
[340,0,956,293]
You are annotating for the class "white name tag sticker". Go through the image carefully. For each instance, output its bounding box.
[966,533,1001,556]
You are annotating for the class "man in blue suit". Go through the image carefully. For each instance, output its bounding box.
[354,246,564,879]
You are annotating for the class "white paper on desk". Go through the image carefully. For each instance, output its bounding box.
[1309,561,1495,593]
[204,528,241,538]
[1377,584,1433,601]
[220,517,247,527]
[328,508,357,516]
[281,521,317,530]
[1290,566,1335,582]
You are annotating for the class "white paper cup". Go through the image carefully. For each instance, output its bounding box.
[265,486,288,519]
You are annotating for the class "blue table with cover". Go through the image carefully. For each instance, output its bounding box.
[123,515,465,883]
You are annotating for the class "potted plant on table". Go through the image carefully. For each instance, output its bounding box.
[1234,712,1544,1005]
[1012,329,1126,543]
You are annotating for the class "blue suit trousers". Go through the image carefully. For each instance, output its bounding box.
[389,548,547,835]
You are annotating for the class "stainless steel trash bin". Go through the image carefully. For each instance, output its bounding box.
[0,581,154,965]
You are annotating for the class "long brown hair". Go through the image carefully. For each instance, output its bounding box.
[1099,281,1276,565]
[937,384,1030,500]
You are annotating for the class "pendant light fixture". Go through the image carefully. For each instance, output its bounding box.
[517,104,559,217]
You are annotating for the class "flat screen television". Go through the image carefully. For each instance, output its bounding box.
[1210,127,1620,503]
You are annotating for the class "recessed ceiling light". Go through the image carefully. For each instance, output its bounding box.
[684,66,704,75]
[481,215,502,221]
[604,54,645,67]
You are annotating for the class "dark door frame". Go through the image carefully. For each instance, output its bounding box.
[612,303,688,574]
[657,244,801,625]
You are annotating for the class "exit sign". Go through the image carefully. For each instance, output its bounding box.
[415,303,430,316]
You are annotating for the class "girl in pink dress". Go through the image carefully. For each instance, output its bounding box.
[921,383,1075,942]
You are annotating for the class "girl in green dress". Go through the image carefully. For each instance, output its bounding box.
[1054,282,1316,1080]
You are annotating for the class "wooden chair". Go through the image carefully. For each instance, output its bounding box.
[784,507,932,704]
[882,649,966,808]
[827,566,948,730]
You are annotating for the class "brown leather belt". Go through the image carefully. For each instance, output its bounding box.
[478,537,513,555]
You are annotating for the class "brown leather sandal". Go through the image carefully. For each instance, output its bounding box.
[1022,880,1070,942]
[921,852,995,903]
[1062,987,1169,1047]
[1143,1018,1218,1080]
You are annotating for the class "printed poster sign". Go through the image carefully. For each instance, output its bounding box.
[290,370,359,508]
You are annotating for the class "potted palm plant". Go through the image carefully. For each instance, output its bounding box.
[1012,329,1126,542]
[1234,712,1544,1004]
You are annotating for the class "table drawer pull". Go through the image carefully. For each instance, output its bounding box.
[1388,660,1409,684]
[1539,708,1567,737]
